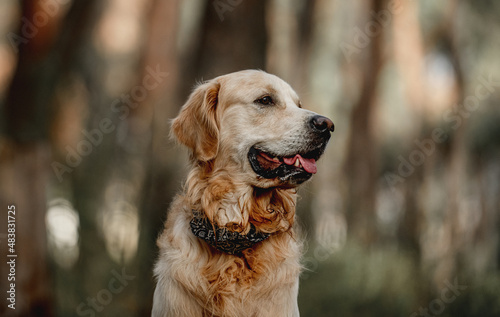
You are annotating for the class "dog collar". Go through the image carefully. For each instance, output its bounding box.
[189,211,270,255]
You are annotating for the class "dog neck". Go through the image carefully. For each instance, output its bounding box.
[189,210,271,255]
[185,163,298,237]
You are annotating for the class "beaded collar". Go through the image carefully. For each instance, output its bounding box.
[189,211,270,255]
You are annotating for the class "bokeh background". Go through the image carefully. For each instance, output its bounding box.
[1,0,500,316]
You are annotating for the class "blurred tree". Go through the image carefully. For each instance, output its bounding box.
[184,0,267,83]
[392,0,426,256]
[436,0,467,284]
[0,0,74,315]
[344,0,386,245]
[134,0,182,314]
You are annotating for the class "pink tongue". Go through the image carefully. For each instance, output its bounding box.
[283,155,317,174]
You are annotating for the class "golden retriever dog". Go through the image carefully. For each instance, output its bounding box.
[152,70,334,317]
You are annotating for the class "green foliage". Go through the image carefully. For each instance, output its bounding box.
[299,242,418,317]
[447,275,500,317]
[300,242,500,317]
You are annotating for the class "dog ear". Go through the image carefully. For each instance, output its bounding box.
[171,80,220,161]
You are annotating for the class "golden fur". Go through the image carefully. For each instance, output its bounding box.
[152,70,332,317]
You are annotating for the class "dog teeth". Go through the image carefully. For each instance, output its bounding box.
[294,158,300,167]
[273,156,279,162]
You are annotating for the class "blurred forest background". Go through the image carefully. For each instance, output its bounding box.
[1,0,500,316]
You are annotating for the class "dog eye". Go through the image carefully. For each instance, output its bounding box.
[255,96,274,106]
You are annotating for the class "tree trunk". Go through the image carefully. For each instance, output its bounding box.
[344,0,385,245]
[0,0,62,314]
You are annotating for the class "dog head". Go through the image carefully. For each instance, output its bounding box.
[172,70,334,188]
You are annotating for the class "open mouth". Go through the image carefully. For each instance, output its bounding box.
[248,145,326,185]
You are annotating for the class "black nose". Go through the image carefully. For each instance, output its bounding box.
[310,115,334,133]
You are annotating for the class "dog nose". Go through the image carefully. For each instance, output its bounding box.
[310,115,334,133]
